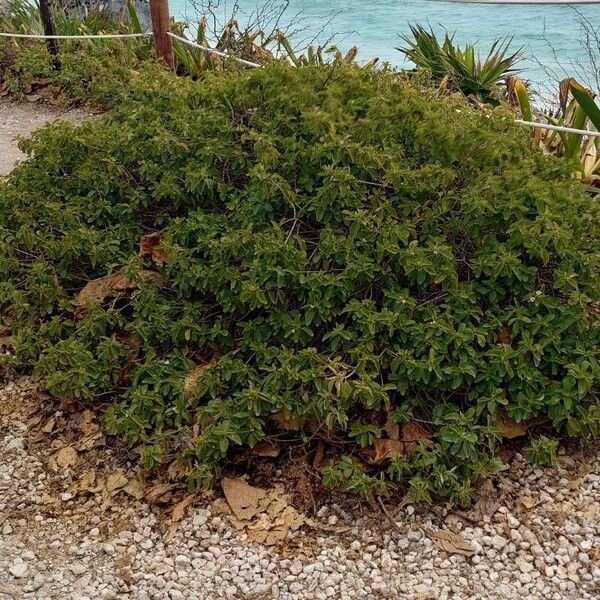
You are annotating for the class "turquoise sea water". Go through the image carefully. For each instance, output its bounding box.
[169,0,600,92]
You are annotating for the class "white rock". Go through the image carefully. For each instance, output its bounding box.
[491,535,508,550]
[9,561,28,578]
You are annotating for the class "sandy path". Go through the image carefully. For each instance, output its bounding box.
[0,100,90,176]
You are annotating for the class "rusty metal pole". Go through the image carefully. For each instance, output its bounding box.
[38,0,60,70]
[149,0,175,70]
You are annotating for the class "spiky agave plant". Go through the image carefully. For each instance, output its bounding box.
[399,24,521,104]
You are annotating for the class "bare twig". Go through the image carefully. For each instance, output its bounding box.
[376,495,405,536]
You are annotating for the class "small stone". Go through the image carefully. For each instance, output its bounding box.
[102,543,115,555]
[491,535,508,550]
[414,584,432,599]
[70,564,87,576]
[507,514,520,529]
[516,557,534,573]
[407,530,422,542]
[519,572,532,584]
[290,561,303,575]
[9,561,28,578]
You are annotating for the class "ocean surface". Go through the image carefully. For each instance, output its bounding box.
[169,0,600,92]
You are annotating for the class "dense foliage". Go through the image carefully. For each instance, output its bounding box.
[1,64,600,503]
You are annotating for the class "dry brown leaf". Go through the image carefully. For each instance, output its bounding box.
[71,470,98,495]
[496,327,512,345]
[104,469,128,493]
[472,479,499,519]
[383,414,400,440]
[250,440,280,458]
[122,479,145,500]
[184,358,218,394]
[270,411,305,431]
[492,409,530,439]
[428,529,475,556]
[139,232,167,266]
[167,460,192,481]
[222,479,306,545]
[41,416,56,433]
[166,494,197,543]
[145,483,174,504]
[76,270,163,305]
[51,446,78,470]
[312,443,326,470]
[401,420,433,450]
[78,410,100,436]
[75,433,102,452]
[222,477,267,521]
[372,439,406,464]
[246,503,304,546]
[516,495,541,512]
[0,335,14,353]
[372,420,432,465]
[171,494,196,523]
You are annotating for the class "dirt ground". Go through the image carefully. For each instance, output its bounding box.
[0,100,90,177]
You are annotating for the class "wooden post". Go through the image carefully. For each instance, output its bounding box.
[38,0,60,70]
[149,0,175,70]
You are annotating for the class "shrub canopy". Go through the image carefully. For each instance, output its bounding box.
[1,64,599,502]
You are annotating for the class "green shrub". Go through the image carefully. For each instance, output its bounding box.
[525,436,559,466]
[1,64,599,503]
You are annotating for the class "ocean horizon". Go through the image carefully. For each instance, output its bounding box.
[169,0,600,93]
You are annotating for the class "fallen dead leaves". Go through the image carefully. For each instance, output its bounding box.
[427,529,475,556]
[139,232,167,266]
[221,477,304,545]
[371,419,432,465]
[76,270,164,305]
[492,409,532,439]
[221,477,309,545]
[0,78,63,104]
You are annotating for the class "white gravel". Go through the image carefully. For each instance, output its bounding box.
[0,377,599,599]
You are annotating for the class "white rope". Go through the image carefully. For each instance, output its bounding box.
[167,32,262,68]
[516,119,600,137]
[0,32,152,39]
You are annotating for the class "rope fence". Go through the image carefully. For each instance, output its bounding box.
[167,32,262,68]
[0,32,152,39]
[516,120,600,137]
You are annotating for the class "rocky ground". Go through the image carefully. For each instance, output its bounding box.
[0,376,598,600]
[0,100,89,176]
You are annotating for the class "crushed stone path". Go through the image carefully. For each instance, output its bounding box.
[0,377,598,599]
[0,100,90,176]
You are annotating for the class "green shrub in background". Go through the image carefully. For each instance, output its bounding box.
[0,1,153,104]
[1,64,599,503]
